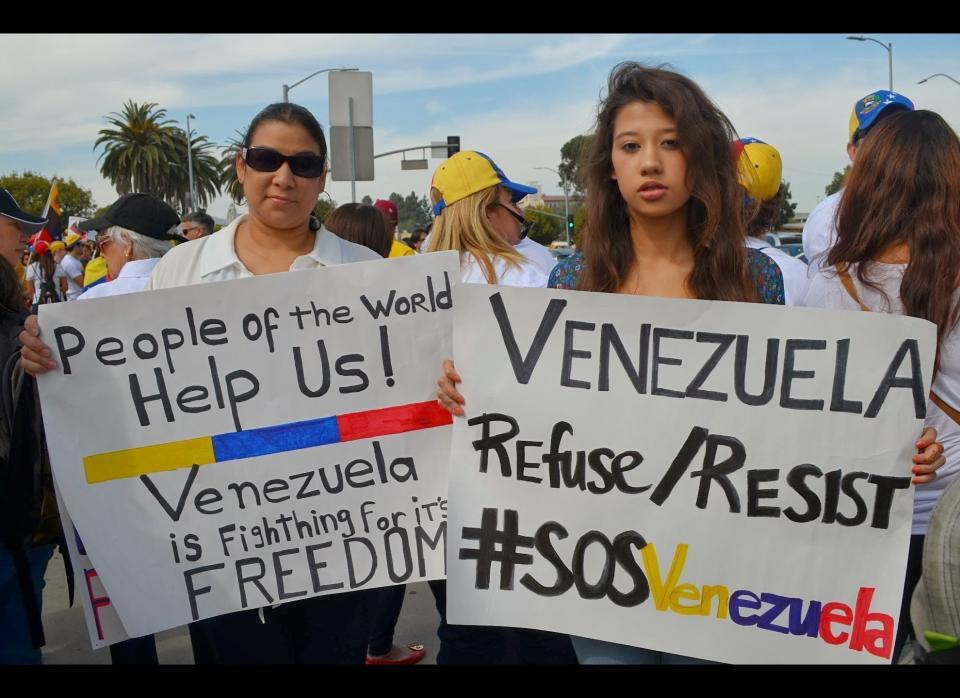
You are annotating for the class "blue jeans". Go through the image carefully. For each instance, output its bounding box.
[572,635,715,665]
[0,544,54,664]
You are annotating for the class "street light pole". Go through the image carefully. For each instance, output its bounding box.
[918,73,960,86]
[185,113,196,212]
[534,166,570,244]
[846,36,893,91]
[282,67,359,102]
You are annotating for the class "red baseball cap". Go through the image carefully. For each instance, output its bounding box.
[373,199,399,224]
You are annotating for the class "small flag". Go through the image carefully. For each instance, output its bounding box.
[40,181,63,241]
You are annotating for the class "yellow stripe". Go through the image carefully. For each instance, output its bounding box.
[83,437,216,484]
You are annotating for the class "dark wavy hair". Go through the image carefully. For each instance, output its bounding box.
[578,62,756,301]
[828,109,960,369]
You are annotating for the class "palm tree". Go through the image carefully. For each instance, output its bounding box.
[94,101,180,197]
[165,129,223,212]
[219,130,246,205]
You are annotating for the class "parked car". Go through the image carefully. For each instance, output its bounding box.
[777,243,805,259]
[765,231,802,247]
[550,246,576,259]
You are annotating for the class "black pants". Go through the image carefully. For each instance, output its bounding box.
[894,534,925,662]
[367,584,408,656]
[430,580,577,665]
[109,635,158,664]
[189,589,378,664]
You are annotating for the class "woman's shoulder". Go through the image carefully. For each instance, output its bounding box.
[548,251,585,289]
[745,247,785,305]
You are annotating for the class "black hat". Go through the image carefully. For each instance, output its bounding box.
[79,193,182,241]
[0,188,47,232]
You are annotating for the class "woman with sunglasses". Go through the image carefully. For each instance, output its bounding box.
[19,103,381,665]
[425,151,577,664]
[426,150,548,288]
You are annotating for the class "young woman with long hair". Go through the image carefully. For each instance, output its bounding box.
[803,108,960,661]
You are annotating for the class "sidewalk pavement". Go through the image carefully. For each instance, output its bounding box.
[40,548,442,665]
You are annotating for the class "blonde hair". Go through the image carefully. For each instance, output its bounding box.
[426,185,524,284]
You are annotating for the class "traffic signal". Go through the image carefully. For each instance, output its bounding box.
[567,214,574,231]
[447,136,460,158]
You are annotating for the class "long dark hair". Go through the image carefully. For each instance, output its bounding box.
[828,109,960,363]
[325,203,393,258]
[28,248,56,283]
[578,62,756,301]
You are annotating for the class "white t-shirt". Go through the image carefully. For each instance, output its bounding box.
[744,237,810,307]
[78,258,161,300]
[460,252,549,288]
[515,238,558,277]
[802,191,842,275]
[60,253,86,300]
[146,215,380,291]
[802,262,960,535]
[25,262,66,304]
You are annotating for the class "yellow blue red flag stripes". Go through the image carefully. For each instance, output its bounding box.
[82,400,452,484]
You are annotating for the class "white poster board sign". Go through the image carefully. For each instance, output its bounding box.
[447,284,936,664]
[38,252,458,644]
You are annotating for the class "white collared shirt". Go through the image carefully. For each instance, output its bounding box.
[77,258,162,300]
[145,215,380,291]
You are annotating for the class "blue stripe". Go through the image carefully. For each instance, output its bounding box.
[211,416,341,462]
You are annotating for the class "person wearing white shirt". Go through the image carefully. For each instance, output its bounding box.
[59,232,90,300]
[20,103,382,666]
[514,236,557,277]
[803,89,915,273]
[801,108,957,662]
[424,149,574,664]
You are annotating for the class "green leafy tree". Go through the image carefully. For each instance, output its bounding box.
[571,206,587,246]
[219,130,246,205]
[94,100,181,198]
[387,191,433,232]
[825,165,851,196]
[779,181,798,225]
[559,134,594,195]
[0,171,96,220]
[524,206,562,245]
[313,195,338,223]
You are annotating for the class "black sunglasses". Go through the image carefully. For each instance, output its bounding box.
[242,146,326,178]
[495,202,532,240]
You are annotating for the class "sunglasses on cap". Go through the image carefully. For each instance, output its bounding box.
[242,147,326,178]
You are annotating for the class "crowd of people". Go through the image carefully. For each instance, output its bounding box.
[2,61,959,665]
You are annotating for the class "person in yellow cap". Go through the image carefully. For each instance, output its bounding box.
[733,137,810,305]
[426,150,545,287]
[425,150,578,665]
[60,231,91,300]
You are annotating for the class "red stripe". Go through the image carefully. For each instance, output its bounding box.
[337,400,452,442]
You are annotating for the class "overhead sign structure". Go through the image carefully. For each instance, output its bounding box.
[329,71,374,183]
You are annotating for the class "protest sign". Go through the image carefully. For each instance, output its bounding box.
[446,285,936,664]
[38,252,458,643]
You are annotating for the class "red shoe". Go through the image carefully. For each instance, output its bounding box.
[366,643,426,666]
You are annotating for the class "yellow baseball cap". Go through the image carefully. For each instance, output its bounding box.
[733,138,782,203]
[49,240,65,252]
[64,231,84,247]
[431,151,536,215]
